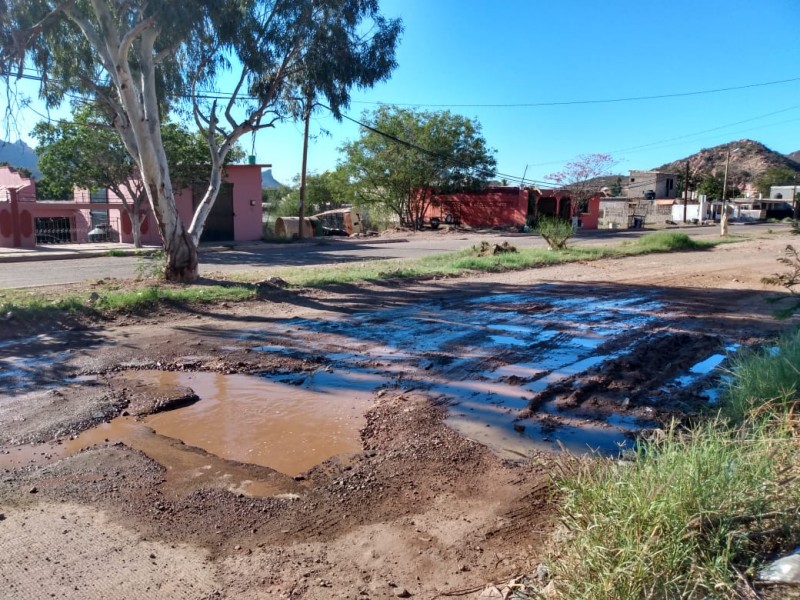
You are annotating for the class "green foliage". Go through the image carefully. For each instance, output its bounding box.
[631,231,710,252]
[756,166,798,197]
[276,170,351,218]
[697,171,740,200]
[339,106,496,228]
[34,109,243,199]
[262,184,293,206]
[722,328,800,424]
[609,176,623,196]
[135,250,166,280]
[552,330,800,598]
[553,419,800,599]
[535,217,574,250]
[2,0,402,280]
[33,106,135,201]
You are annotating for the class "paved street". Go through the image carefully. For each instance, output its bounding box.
[0,223,777,289]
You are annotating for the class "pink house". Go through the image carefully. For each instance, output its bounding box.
[0,164,267,248]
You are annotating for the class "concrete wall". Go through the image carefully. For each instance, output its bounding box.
[225,165,264,241]
[770,185,798,200]
[628,171,677,199]
[0,168,37,248]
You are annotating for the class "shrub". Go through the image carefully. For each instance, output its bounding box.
[535,216,574,250]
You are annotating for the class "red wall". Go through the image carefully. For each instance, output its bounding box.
[426,187,529,228]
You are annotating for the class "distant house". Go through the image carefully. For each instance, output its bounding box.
[0,164,267,249]
[422,186,592,229]
[626,170,678,199]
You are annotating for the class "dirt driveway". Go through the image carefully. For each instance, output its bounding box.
[0,232,795,599]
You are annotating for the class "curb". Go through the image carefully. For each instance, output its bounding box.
[0,237,412,263]
[0,248,158,264]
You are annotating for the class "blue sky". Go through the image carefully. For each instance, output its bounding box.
[261,0,800,184]
[7,0,800,186]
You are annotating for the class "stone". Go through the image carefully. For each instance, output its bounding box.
[478,586,503,599]
[394,589,411,598]
[540,581,557,598]
[758,553,800,583]
[533,563,549,581]
[28,487,38,494]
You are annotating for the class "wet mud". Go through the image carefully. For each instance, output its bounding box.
[0,233,791,599]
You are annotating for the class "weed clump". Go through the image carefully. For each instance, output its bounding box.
[535,217,574,250]
[632,231,709,252]
[550,329,800,598]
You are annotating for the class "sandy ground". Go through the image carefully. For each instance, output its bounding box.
[0,231,798,599]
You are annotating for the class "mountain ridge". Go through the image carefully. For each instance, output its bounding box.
[655,139,800,191]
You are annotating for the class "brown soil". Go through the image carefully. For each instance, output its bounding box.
[0,233,797,599]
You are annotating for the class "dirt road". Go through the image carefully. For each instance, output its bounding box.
[0,231,795,599]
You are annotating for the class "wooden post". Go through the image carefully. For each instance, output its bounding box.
[298,94,312,240]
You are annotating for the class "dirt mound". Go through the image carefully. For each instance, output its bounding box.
[471,241,518,256]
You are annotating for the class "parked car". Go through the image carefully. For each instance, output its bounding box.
[87,223,118,243]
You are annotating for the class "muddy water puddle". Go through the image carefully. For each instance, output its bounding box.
[1,370,380,494]
[231,287,740,458]
[1,285,741,469]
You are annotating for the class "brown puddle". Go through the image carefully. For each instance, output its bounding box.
[1,370,379,495]
[139,370,377,475]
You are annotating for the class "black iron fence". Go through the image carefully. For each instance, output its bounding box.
[34,216,121,245]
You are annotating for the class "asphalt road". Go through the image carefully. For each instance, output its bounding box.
[0,223,776,289]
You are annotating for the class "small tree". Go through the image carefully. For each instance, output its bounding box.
[544,153,616,218]
[340,107,496,229]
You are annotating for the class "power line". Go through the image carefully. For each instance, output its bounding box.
[347,76,800,108]
[326,104,551,187]
[15,69,800,109]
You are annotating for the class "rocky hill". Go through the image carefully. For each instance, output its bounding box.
[261,168,284,190]
[788,150,800,163]
[655,139,800,191]
[0,140,41,178]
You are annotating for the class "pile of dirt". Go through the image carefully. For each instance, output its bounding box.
[471,241,518,256]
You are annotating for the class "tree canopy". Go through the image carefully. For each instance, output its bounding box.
[544,154,616,213]
[339,106,496,228]
[756,166,798,197]
[1,0,401,280]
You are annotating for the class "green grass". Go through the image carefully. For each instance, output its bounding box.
[550,329,800,599]
[553,421,800,599]
[2,231,726,317]
[721,328,800,424]
[0,283,255,320]
[621,231,715,253]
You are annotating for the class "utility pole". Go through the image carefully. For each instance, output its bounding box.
[683,162,689,223]
[298,92,313,240]
[720,147,737,237]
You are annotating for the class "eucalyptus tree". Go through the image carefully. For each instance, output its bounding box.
[33,107,243,248]
[1,1,401,281]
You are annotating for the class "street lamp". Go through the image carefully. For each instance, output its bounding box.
[720,147,740,237]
